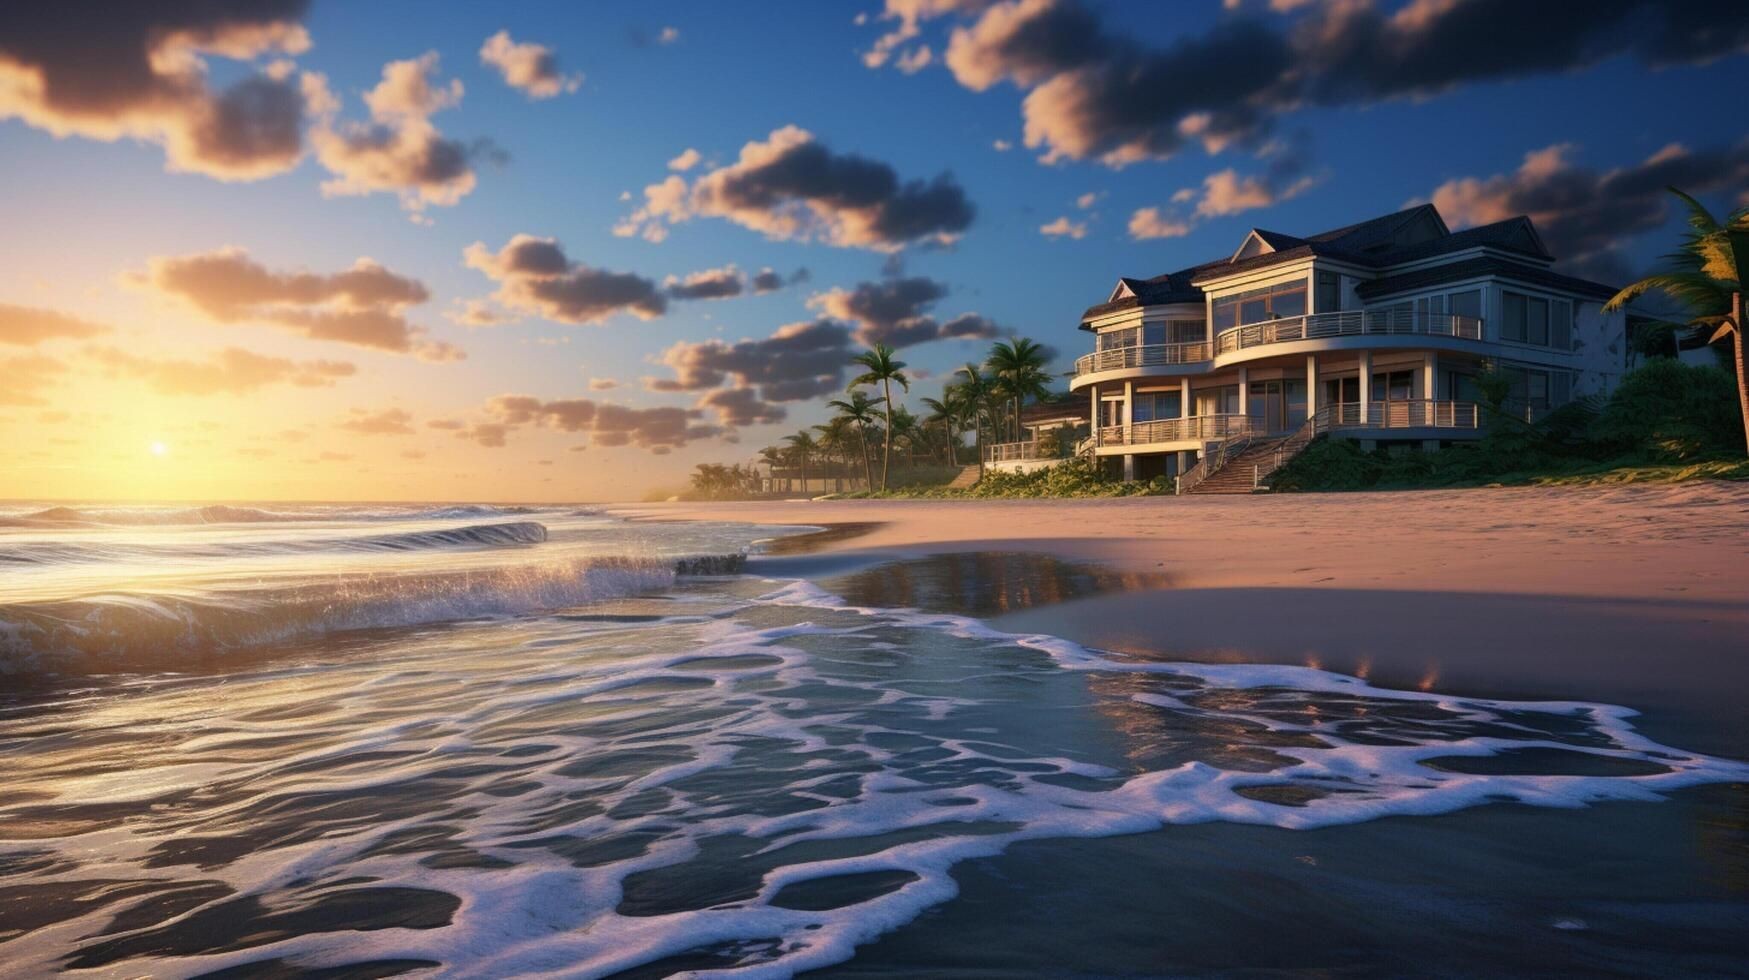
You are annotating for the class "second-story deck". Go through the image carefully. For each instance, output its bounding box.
[1073,310,1484,384]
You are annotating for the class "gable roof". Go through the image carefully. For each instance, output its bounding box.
[1082,204,1587,325]
[1354,256,1615,301]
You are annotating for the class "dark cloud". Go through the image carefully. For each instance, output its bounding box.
[809,276,1004,348]
[1428,140,1749,280]
[0,1,314,179]
[134,247,461,360]
[86,345,355,396]
[468,394,724,451]
[752,267,811,294]
[649,318,858,402]
[479,30,581,99]
[465,234,667,325]
[617,126,975,250]
[697,386,787,427]
[339,407,415,435]
[0,304,109,345]
[879,0,1749,166]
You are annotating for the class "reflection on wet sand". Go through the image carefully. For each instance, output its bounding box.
[825,551,1172,617]
[753,523,883,555]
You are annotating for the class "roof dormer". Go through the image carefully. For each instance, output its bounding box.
[1231,230,1276,262]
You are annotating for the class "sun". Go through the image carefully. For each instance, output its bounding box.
[149,440,169,457]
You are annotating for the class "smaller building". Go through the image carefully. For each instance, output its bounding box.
[982,395,1092,474]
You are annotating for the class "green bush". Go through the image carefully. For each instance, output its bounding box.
[1590,360,1740,461]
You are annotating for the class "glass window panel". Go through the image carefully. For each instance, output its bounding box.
[1239,298,1268,324]
[1450,290,1482,319]
[1316,272,1340,312]
[1527,297,1550,345]
[1213,302,1237,330]
[1271,288,1306,318]
[1551,300,1573,349]
[1502,292,1527,341]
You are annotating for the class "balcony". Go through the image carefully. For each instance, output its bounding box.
[1321,399,1479,429]
[1072,341,1210,377]
[1214,310,1482,357]
[1096,413,1256,448]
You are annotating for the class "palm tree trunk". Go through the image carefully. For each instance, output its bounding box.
[880,379,893,491]
[859,426,874,489]
[1734,292,1747,457]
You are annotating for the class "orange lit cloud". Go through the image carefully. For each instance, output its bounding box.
[338,407,415,435]
[0,304,110,345]
[479,30,581,99]
[463,234,667,325]
[133,247,462,360]
[0,353,67,405]
[86,345,356,395]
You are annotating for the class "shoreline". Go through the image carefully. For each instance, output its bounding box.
[613,483,1749,759]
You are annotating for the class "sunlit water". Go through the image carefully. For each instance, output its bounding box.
[0,504,1744,977]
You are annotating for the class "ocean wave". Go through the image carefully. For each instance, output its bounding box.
[0,503,540,527]
[0,552,740,673]
[0,521,551,566]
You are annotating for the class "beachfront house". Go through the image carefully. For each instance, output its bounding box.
[1054,204,1626,491]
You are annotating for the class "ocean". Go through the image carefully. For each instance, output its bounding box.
[1,503,1744,977]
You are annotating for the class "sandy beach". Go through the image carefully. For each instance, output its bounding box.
[619,483,1749,757]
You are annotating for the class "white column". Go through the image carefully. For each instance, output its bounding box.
[1123,454,1135,481]
[1306,354,1319,420]
[1123,380,1134,441]
[1089,384,1099,446]
[1181,377,1193,417]
[1424,352,1438,401]
[1236,366,1249,419]
[1357,350,1372,424]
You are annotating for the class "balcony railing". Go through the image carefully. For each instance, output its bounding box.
[983,440,1055,463]
[1214,310,1482,356]
[1073,341,1211,376]
[1321,400,1479,429]
[1097,413,1256,447]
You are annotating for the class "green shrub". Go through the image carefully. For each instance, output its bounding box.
[1591,360,1740,461]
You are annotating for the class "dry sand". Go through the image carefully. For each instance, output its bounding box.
[615,483,1749,756]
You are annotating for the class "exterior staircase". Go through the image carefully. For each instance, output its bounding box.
[945,464,983,490]
[1179,415,1321,495]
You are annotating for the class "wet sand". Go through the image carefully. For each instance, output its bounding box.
[614,485,1749,975]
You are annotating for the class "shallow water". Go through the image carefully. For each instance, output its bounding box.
[0,506,1745,977]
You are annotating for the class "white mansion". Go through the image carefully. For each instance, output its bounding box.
[1044,204,1628,491]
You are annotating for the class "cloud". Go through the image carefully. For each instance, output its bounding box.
[649,318,858,402]
[992,139,1013,151]
[808,275,1004,348]
[448,298,517,327]
[1039,216,1087,239]
[1125,141,1319,238]
[464,234,667,324]
[752,267,809,293]
[133,247,461,360]
[338,407,414,435]
[1075,191,1102,209]
[616,126,975,250]
[663,265,745,301]
[588,377,621,391]
[863,0,994,70]
[668,147,701,171]
[0,353,67,405]
[469,393,723,451]
[0,2,316,181]
[872,0,1749,167]
[86,345,355,395]
[1127,207,1192,240]
[479,30,581,99]
[1426,139,1749,280]
[659,27,681,45]
[309,52,497,212]
[0,304,109,345]
[697,386,787,426]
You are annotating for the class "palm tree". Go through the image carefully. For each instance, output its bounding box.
[826,390,880,490]
[921,395,959,465]
[986,338,1054,442]
[889,405,923,469]
[813,418,853,492]
[956,362,995,479]
[782,430,817,495]
[848,343,911,491]
[1604,188,1748,455]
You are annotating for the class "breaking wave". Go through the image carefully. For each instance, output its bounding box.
[0,552,746,673]
[1,503,539,528]
[0,521,552,566]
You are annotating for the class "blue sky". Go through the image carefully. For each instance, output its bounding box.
[2,0,1745,501]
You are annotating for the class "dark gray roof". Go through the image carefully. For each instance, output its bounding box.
[1354,257,1616,301]
[1082,205,1596,324]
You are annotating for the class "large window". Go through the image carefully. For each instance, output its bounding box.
[1212,280,1308,331]
[1167,319,1204,344]
[1502,290,1573,348]
[1097,327,1138,351]
[1195,385,1240,417]
[1132,391,1182,422]
[1316,272,1340,313]
[1450,290,1482,320]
